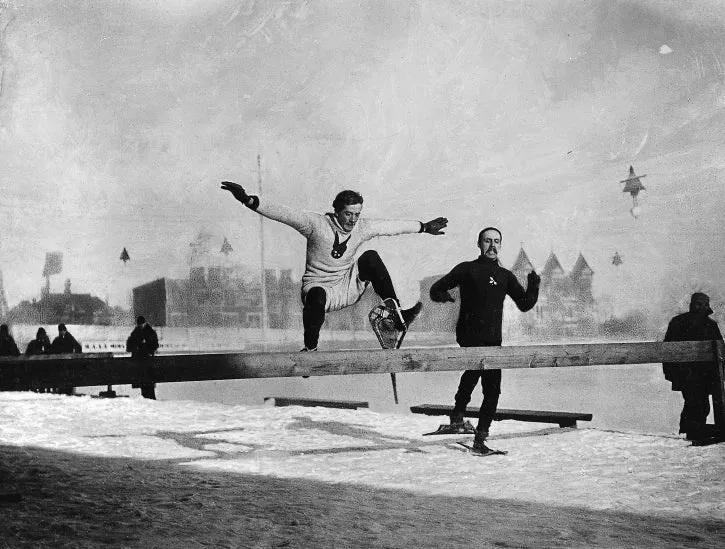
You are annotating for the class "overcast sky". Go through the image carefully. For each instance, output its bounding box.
[1,0,725,323]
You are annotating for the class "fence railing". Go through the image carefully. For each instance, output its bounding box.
[1,340,723,429]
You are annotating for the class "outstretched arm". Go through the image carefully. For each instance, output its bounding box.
[363,216,449,239]
[221,181,316,236]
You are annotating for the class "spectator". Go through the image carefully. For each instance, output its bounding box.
[25,327,52,356]
[0,324,20,356]
[50,323,82,395]
[127,316,159,400]
[663,292,723,442]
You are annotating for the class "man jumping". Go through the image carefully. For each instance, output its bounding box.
[221,182,448,351]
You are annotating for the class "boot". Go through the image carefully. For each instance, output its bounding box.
[392,301,423,331]
[472,429,492,454]
[448,414,476,434]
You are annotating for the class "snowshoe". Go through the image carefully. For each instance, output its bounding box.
[423,421,476,436]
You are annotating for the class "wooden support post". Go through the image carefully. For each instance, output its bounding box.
[712,340,725,432]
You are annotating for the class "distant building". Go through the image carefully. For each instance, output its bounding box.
[8,278,113,325]
[132,267,304,329]
[536,251,596,337]
[132,264,400,331]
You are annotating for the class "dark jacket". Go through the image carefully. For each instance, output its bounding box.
[26,336,52,356]
[50,333,83,354]
[126,324,159,358]
[0,335,21,356]
[662,312,722,391]
[430,256,539,347]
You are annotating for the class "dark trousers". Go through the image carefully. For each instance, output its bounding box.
[451,369,502,434]
[140,384,157,400]
[679,384,711,435]
[130,352,157,400]
[302,250,397,349]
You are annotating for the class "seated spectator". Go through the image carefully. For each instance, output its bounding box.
[0,324,20,356]
[26,327,52,356]
[50,324,82,354]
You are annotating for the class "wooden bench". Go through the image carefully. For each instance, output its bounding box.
[410,404,592,428]
[265,397,370,410]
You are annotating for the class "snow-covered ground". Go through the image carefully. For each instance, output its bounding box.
[1,391,723,524]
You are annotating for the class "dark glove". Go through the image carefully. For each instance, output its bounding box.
[421,217,448,235]
[221,181,252,205]
[527,270,541,287]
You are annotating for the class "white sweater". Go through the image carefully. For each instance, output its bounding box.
[254,200,421,291]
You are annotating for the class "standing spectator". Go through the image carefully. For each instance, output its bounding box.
[0,324,20,356]
[25,327,52,356]
[50,324,82,395]
[662,292,723,442]
[429,227,540,454]
[127,316,159,400]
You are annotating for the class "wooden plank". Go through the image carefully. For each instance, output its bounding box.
[0,353,115,391]
[0,353,114,362]
[410,404,592,428]
[0,341,721,389]
[712,341,725,432]
[265,397,369,409]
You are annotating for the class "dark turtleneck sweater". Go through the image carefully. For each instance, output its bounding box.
[430,255,539,347]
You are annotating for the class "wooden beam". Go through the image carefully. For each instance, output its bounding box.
[265,397,369,409]
[410,404,592,427]
[712,341,725,432]
[0,341,720,390]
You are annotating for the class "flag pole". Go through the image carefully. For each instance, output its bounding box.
[258,154,268,351]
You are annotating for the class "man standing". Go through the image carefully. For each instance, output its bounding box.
[127,316,160,400]
[50,324,82,395]
[662,292,723,442]
[430,227,540,454]
[221,182,447,351]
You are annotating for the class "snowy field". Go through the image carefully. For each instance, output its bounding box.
[1,392,723,548]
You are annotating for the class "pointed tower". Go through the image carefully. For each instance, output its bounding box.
[511,247,535,287]
[541,252,566,285]
[570,253,594,303]
[220,237,233,256]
